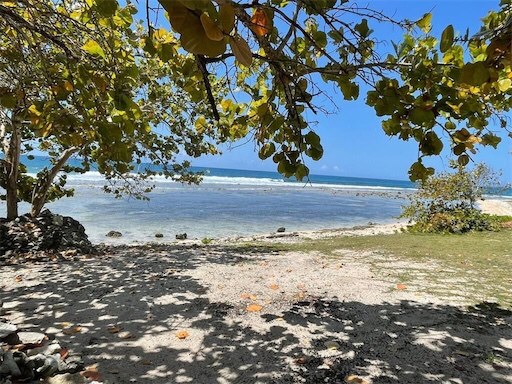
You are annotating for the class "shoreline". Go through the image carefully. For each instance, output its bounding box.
[95,197,512,248]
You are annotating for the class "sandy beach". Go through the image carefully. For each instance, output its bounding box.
[1,200,511,384]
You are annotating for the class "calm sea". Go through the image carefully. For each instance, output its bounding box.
[0,156,506,244]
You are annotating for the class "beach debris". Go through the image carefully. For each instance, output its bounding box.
[155,233,164,238]
[175,330,189,340]
[61,326,82,336]
[246,304,263,312]
[0,326,85,383]
[240,293,257,300]
[396,283,407,291]
[106,325,122,334]
[14,276,22,283]
[277,227,286,233]
[344,374,369,384]
[106,230,122,238]
[175,233,187,240]
[79,365,100,381]
[269,284,279,290]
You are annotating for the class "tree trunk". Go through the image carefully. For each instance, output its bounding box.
[1,121,21,221]
[30,146,78,217]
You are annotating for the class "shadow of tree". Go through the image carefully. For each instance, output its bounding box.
[1,244,511,383]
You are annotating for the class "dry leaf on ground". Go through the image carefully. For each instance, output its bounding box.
[59,347,69,360]
[176,330,189,340]
[345,375,369,384]
[80,365,101,381]
[107,325,122,334]
[396,283,407,291]
[14,275,23,282]
[246,304,263,312]
[269,284,279,290]
[62,326,82,335]
[240,293,257,300]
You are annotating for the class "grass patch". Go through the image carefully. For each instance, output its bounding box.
[272,230,512,307]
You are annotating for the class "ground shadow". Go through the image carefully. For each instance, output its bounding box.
[1,244,511,383]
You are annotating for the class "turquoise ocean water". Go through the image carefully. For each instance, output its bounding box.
[0,156,507,244]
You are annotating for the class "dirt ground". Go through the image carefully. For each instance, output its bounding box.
[1,222,511,384]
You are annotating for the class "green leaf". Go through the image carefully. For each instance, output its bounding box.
[355,19,370,38]
[0,93,17,108]
[481,133,501,148]
[420,131,443,155]
[408,108,435,126]
[82,39,106,59]
[459,62,490,86]
[440,25,454,53]
[95,0,118,17]
[295,164,309,181]
[408,161,434,182]
[219,3,235,33]
[229,35,252,67]
[457,154,470,166]
[158,43,174,62]
[258,142,276,160]
[416,13,432,33]
[200,12,224,41]
[304,131,321,150]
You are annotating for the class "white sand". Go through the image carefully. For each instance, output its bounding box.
[1,224,511,384]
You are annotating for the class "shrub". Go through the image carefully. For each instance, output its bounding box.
[401,164,504,233]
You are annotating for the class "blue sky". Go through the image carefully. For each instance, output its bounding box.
[183,0,511,182]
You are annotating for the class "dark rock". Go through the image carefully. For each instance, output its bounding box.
[0,210,94,259]
[106,231,122,238]
[0,322,17,339]
[175,233,187,240]
[155,233,164,238]
[276,227,286,233]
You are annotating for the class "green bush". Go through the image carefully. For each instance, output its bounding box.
[401,164,504,234]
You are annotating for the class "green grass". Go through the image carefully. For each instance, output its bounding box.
[271,230,512,307]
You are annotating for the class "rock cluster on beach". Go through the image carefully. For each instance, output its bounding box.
[0,320,85,383]
[0,210,95,260]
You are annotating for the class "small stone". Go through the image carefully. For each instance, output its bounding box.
[155,233,164,238]
[17,331,46,345]
[276,227,286,233]
[43,373,87,384]
[0,322,17,339]
[106,231,122,238]
[323,341,340,350]
[52,215,64,226]
[175,233,187,240]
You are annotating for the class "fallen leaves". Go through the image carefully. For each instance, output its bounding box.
[246,304,263,312]
[62,326,82,335]
[176,330,189,340]
[345,375,369,384]
[269,284,279,290]
[240,292,257,301]
[107,325,122,334]
[80,365,101,381]
[14,275,23,282]
[396,283,407,291]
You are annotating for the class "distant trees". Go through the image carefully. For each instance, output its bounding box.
[1,0,511,220]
